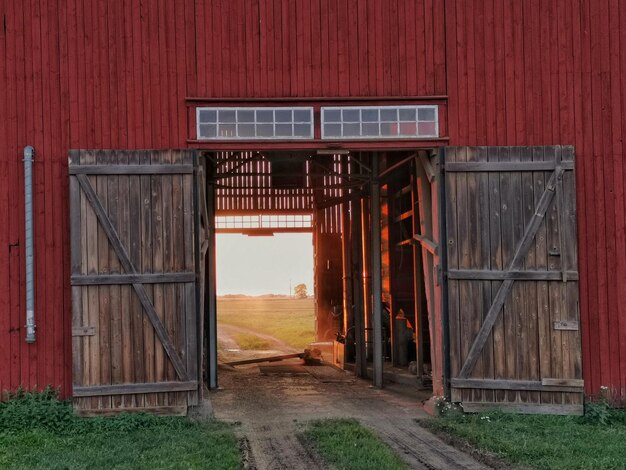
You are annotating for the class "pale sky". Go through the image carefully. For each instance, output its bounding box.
[216,233,314,296]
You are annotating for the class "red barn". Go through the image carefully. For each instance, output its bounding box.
[0,0,624,415]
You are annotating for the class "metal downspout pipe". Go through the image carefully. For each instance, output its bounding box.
[24,146,36,343]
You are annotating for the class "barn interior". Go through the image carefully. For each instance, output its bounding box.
[200,149,439,391]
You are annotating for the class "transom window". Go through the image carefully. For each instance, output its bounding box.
[321,105,439,139]
[197,107,314,140]
[215,214,313,230]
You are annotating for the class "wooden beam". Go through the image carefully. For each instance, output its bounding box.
[541,378,584,387]
[447,269,579,281]
[418,152,436,182]
[186,139,449,152]
[73,381,199,397]
[371,155,384,388]
[215,228,314,235]
[72,326,96,337]
[69,165,194,175]
[186,95,449,104]
[553,320,579,331]
[451,378,584,392]
[225,353,303,366]
[445,161,575,172]
[76,406,187,417]
[71,272,196,285]
[412,234,438,255]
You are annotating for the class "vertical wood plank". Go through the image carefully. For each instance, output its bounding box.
[444,148,461,402]
[118,151,133,409]
[151,150,166,407]
[140,151,155,407]
[128,150,145,408]
[108,151,123,409]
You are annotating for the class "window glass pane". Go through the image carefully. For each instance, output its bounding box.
[219,110,236,123]
[380,108,398,121]
[238,110,255,122]
[293,109,311,122]
[324,123,342,137]
[418,107,436,121]
[418,122,437,136]
[237,124,256,137]
[344,123,361,136]
[198,109,217,123]
[342,109,360,122]
[399,108,416,121]
[324,109,341,122]
[275,124,293,137]
[256,124,274,137]
[256,109,274,123]
[398,122,417,136]
[380,122,399,136]
[362,109,379,122]
[275,110,292,122]
[198,124,217,138]
[362,122,380,136]
[294,124,312,137]
[218,124,237,137]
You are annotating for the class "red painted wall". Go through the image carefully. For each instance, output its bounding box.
[445,0,626,402]
[0,0,444,397]
[0,0,624,401]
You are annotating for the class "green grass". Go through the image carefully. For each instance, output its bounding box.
[218,298,315,350]
[0,389,241,470]
[421,409,626,470]
[233,332,271,350]
[305,419,406,470]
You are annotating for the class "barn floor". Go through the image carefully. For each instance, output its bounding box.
[211,362,489,470]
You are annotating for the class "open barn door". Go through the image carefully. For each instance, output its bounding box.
[443,146,583,415]
[69,150,201,415]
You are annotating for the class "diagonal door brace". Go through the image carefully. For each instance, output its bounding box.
[76,174,189,381]
[457,166,565,379]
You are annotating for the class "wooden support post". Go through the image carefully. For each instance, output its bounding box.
[341,156,355,361]
[351,157,367,378]
[361,195,372,359]
[411,159,426,382]
[206,159,218,389]
[371,154,384,388]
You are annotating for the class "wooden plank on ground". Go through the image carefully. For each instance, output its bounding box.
[226,353,304,367]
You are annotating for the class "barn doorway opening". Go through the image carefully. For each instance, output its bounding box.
[215,229,316,366]
[201,150,439,394]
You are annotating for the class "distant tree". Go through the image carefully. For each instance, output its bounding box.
[294,283,308,299]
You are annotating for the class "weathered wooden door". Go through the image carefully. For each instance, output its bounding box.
[444,146,583,415]
[69,150,200,415]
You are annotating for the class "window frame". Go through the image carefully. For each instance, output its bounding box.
[320,105,439,140]
[196,106,315,141]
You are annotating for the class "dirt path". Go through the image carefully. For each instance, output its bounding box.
[217,323,300,365]
[212,362,490,470]
[219,323,299,353]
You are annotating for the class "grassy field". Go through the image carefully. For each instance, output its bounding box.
[218,298,315,350]
[0,391,240,470]
[422,408,626,470]
[305,419,406,470]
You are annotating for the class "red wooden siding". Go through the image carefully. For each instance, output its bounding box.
[0,0,625,401]
[445,0,626,401]
[193,0,446,98]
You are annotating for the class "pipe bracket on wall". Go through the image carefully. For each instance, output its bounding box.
[24,145,36,343]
